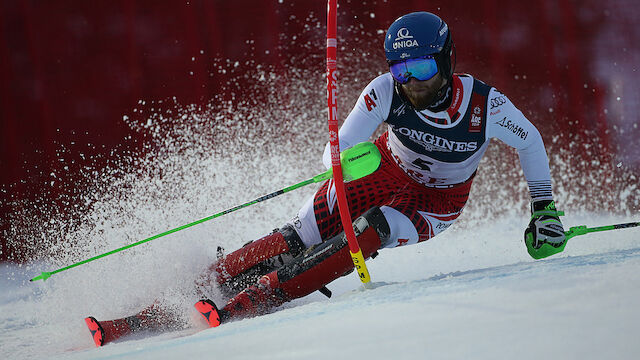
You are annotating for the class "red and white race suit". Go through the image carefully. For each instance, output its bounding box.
[289,73,554,248]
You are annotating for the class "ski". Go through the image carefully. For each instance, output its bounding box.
[194,299,222,327]
[84,316,136,347]
[84,303,171,347]
[85,301,221,347]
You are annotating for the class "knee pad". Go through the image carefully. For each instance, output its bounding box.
[356,206,391,248]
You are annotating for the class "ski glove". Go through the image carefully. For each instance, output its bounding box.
[524,199,567,259]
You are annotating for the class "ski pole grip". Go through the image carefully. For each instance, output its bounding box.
[341,142,381,182]
[564,225,587,241]
[569,225,588,235]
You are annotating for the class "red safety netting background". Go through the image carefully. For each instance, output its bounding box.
[2,0,639,262]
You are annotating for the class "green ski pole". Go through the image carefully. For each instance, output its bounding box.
[565,221,640,241]
[30,142,382,282]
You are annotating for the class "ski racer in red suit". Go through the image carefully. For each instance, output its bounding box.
[195,10,567,325]
[85,11,568,345]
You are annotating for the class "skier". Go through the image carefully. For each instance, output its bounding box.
[86,11,567,346]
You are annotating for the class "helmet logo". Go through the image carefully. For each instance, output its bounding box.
[439,24,448,37]
[393,27,419,50]
[395,28,414,41]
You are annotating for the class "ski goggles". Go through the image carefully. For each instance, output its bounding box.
[389,56,439,84]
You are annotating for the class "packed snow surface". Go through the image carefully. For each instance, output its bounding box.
[2,212,639,360]
[2,24,639,358]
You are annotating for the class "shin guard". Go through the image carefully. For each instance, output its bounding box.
[220,207,390,321]
[207,225,305,294]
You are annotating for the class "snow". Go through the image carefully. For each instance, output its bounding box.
[2,212,639,360]
[2,24,639,359]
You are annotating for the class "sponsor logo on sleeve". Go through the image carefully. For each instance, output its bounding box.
[490,96,506,109]
[496,117,528,140]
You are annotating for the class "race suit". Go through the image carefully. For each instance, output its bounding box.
[289,73,553,248]
[207,72,557,321]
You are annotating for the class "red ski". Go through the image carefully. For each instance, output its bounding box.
[84,303,172,347]
[85,316,133,347]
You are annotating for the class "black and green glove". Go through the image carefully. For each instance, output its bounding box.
[524,199,566,259]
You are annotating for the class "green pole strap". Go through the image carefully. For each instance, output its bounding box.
[565,221,640,241]
[30,142,381,282]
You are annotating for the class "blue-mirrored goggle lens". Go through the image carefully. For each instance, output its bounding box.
[389,56,438,84]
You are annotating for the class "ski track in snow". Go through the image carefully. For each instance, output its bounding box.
[2,213,640,360]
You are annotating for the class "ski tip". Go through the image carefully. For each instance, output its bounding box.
[84,316,105,347]
[194,299,222,328]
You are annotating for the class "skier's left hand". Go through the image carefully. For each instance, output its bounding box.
[524,199,566,259]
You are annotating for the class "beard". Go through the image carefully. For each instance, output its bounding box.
[405,89,439,110]
[400,74,447,111]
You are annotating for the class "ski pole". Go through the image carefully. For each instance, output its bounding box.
[30,142,382,282]
[565,221,640,241]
